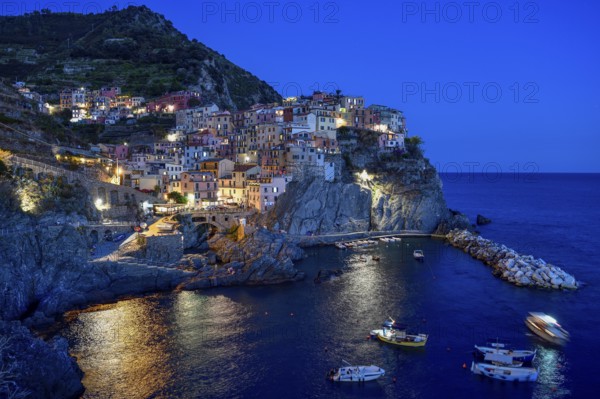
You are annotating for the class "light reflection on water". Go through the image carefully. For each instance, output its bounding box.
[533,346,571,399]
[61,240,578,399]
[67,298,174,399]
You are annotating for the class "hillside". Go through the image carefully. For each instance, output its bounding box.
[0,6,281,110]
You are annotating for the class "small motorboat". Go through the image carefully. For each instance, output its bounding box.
[376,328,428,347]
[471,360,538,382]
[474,344,536,363]
[413,250,424,261]
[381,317,407,330]
[334,242,347,250]
[327,362,385,382]
[525,312,570,345]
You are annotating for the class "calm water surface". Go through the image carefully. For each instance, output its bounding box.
[61,174,600,398]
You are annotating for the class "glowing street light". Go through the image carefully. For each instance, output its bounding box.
[359,169,372,182]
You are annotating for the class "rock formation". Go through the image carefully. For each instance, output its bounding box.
[180,228,305,289]
[446,229,578,290]
[263,128,470,235]
[0,321,84,399]
[476,214,492,225]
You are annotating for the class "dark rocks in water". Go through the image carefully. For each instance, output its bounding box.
[0,321,84,399]
[476,214,492,225]
[433,210,472,235]
[315,269,344,283]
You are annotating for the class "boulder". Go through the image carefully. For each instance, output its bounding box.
[476,214,492,225]
[519,276,531,285]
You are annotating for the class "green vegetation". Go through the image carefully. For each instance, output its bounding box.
[404,136,424,158]
[167,191,187,204]
[0,6,281,109]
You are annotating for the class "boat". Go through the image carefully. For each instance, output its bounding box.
[334,242,347,250]
[479,352,524,368]
[525,312,570,345]
[474,344,536,363]
[327,361,385,382]
[376,328,428,347]
[379,237,391,242]
[381,317,407,330]
[372,256,381,261]
[471,360,538,382]
[413,250,424,261]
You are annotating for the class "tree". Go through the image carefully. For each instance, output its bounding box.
[404,136,424,158]
[167,191,187,204]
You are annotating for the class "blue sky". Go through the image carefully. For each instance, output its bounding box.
[4,0,600,172]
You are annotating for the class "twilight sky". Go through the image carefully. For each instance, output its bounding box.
[4,0,600,172]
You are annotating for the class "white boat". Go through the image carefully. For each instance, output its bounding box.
[379,237,391,242]
[525,312,570,345]
[480,352,524,367]
[327,362,385,382]
[474,344,536,363]
[334,242,347,250]
[471,361,538,382]
[413,250,424,260]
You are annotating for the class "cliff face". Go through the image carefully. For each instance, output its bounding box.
[370,158,450,232]
[268,179,372,235]
[264,129,467,235]
[0,218,192,323]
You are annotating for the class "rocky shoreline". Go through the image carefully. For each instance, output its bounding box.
[446,229,578,290]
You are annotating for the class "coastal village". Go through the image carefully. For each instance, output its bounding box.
[13,82,406,214]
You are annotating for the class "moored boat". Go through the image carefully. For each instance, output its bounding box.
[334,242,347,250]
[376,328,428,347]
[381,317,407,330]
[327,362,385,382]
[525,312,570,345]
[474,344,536,363]
[471,361,538,382]
[413,250,424,261]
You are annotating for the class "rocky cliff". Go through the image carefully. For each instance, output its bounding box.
[263,128,469,235]
[1,321,84,398]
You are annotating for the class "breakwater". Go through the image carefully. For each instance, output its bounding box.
[447,229,578,290]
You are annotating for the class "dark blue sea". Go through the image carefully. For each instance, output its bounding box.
[61,173,600,398]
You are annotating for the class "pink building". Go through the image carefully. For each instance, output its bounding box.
[181,171,219,208]
[114,144,129,160]
[147,91,201,113]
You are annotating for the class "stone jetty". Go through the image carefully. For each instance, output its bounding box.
[446,229,578,290]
